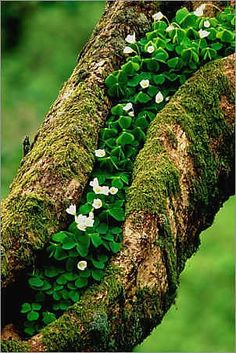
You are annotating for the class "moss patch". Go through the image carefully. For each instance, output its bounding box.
[1,339,30,353]
[1,82,106,285]
[126,58,234,218]
[41,266,122,352]
[126,153,180,216]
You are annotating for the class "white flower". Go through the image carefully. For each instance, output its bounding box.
[94,185,103,194]
[95,149,106,158]
[77,224,86,231]
[198,29,210,38]
[85,216,94,228]
[125,32,136,44]
[140,79,150,89]
[123,102,135,117]
[89,177,109,195]
[110,187,118,195]
[77,260,87,271]
[166,24,175,32]
[90,177,99,188]
[66,204,76,216]
[204,20,210,28]
[90,178,102,194]
[123,102,133,111]
[193,4,206,17]
[92,198,103,209]
[155,91,164,104]
[152,11,164,21]
[123,46,134,54]
[75,213,94,231]
[147,45,155,53]
[89,211,94,219]
[165,96,170,102]
[75,214,87,224]
[75,214,87,231]
[100,186,110,196]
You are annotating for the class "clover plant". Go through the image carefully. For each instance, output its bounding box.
[20,4,235,336]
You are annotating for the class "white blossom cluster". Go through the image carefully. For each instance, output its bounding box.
[66,176,118,231]
[122,6,213,108]
[65,149,119,270]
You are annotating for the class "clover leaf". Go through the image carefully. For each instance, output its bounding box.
[27,311,39,322]
[42,311,56,325]
[108,207,125,221]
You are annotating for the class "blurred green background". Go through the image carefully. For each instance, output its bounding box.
[1,1,234,352]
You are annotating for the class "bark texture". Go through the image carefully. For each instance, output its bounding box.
[2,54,234,353]
[1,0,222,290]
[2,0,166,288]
[1,1,234,351]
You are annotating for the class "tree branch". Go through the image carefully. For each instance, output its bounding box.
[2,0,164,288]
[2,54,233,353]
[1,1,233,352]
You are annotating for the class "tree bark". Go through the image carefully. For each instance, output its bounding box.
[2,0,222,289]
[2,54,234,352]
[2,0,166,288]
[1,1,234,351]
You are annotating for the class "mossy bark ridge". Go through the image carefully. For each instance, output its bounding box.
[1,0,162,288]
[7,55,233,352]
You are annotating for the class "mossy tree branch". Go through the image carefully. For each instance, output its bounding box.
[1,1,233,352]
[2,54,234,353]
[2,0,170,288]
[2,0,222,289]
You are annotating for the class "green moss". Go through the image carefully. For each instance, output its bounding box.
[166,127,178,149]
[2,82,106,284]
[126,153,180,216]
[168,60,233,216]
[1,192,59,284]
[125,56,234,310]
[126,57,234,218]
[89,312,109,337]
[156,217,179,290]
[41,313,82,352]
[119,288,162,351]
[42,266,122,351]
[9,81,105,195]
[1,339,30,352]
[136,287,162,331]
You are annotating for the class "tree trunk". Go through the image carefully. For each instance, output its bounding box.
[2,53,234,352]
[2,0,166,288]
[2,0,223,288]
[1,0,234,352]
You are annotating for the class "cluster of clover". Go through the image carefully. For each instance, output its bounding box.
[20,4,235,336]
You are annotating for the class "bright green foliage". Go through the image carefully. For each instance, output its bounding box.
[20,6,235,336]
